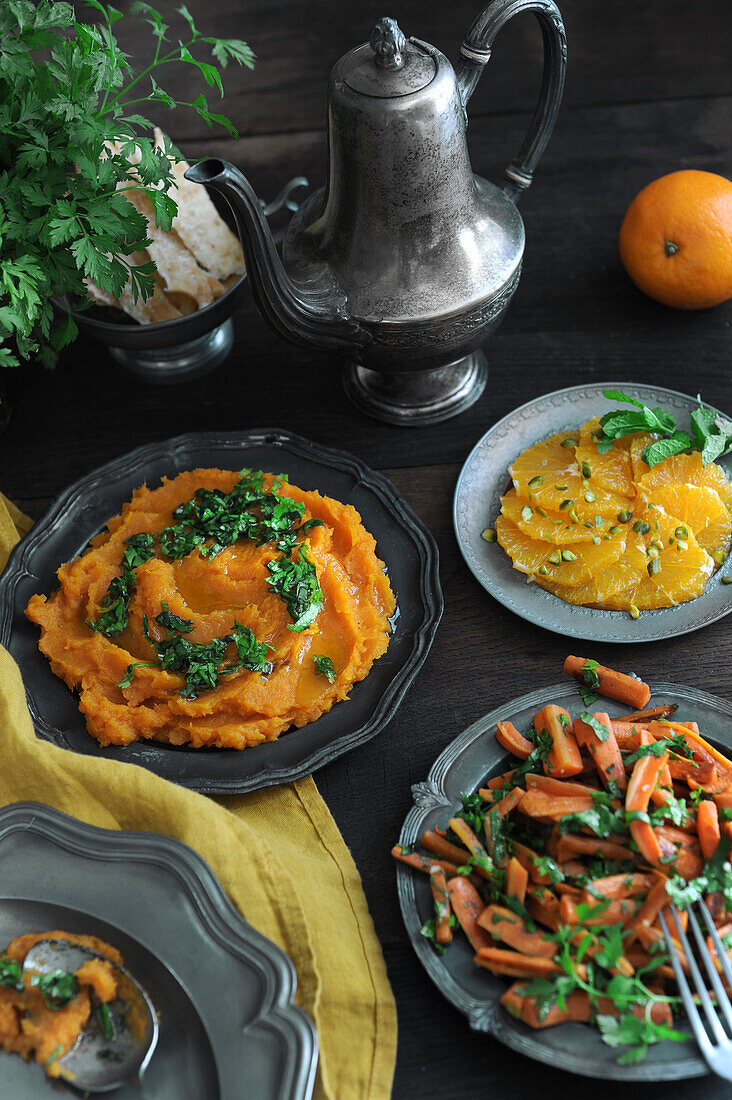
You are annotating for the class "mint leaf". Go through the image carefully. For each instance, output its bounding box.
[641,431,693,468]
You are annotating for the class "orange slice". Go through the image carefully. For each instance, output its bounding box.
[645,485,732,558]
[495,514,627,584]
[575,418,635,499]
[501,488,611,545]
[638,450,732,513]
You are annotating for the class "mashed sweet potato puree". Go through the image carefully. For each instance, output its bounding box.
[0,931,121,1079]
[26,469,395,749]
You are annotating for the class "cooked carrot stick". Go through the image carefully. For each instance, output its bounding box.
[636,925,691,974]
[556,834,634,862]
[495,721,534,760]
[625,735,668,865]
[573,711,627,791]
[518,790,595,821]
[391,845,460,877]
[421,829,470,866]
[564,656,651,710]
[559,894,640,927]
[611,722,643,750]
[480,769,518,795]
[654,826,704,880]
[649,721,731,773]
[493,787,525,818]
[615,704,678,723]
[448,818,493,879]
[477,905,557,957]
[535,704,583,778]
[446,877,495,953]
[429,866,453,945]
[501,984,594,1028]
[629,875,670,933]
[525,886,561,931]
[505,857,528,905]
[475,947,583,980]
[582,873,655,902]
[524,773,599,797]
[556,882,583,898]
[697,800,721,861]
[650,759,674,808]
[511,841,561,885]
[713,791,732,812]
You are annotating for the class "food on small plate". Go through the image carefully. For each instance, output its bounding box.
[86,128,245,323]
[26,469,395,750]
[393,656,732,1064]
[0,931,128,1079]
[488,391,732,615]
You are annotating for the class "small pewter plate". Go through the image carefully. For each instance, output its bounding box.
[396,678,732,1081]
[0,801,317,1099]
[0,429,442,793]
[453,382,732,643]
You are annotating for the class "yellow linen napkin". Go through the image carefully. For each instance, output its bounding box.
[0,498,397,1100]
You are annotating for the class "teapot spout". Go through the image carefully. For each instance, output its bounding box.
[184,159,365,355]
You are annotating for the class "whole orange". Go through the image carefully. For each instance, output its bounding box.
[619,169,732,309]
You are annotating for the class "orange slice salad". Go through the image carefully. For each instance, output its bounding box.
[492,417,732,614]
[393,657,732,1063]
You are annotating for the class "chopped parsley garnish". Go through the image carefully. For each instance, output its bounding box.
[419,914,457,956]
[578,711,609,742]
[266,544,324,632]
[666,836,732,911]
[155,601,194,634]
[0,955,23,992]
[138,610,274,699]
[31,970,79,1010]
[579,659,600,706]
[95,1003,115,1042]
[87,533,155,637]
[314,655,336,683]
[624,733,694,766]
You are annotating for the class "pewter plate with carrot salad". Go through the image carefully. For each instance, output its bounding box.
[395,657,732,1080]
[454,383,732,643]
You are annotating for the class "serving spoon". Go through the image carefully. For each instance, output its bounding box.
[23,939,158,1093]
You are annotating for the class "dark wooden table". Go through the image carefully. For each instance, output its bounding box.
[3,0,732,1095]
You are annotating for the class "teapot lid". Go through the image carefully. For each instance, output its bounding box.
[340,17,436,98]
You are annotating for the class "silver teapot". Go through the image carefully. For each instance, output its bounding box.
[187,0,566,425]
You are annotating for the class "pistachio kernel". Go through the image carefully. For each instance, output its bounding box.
[481,528,496,543]
[561,550,578,562]
[722,576,732,585]
[538,565,550,576]
[559,499,574,511]
[674,526,689,540]
[609,525,620,535]
[548,550,562,565]
[584,491,596,503]
[629,604,640,619]
[592,535,602,545]
[569,509,580,525]
[676,539,689,552]
[536,506,547,517]
[712,550,726,566]
[617,510,632,523]
[528,475,544,488]
[560,438,578,449]
[633,520,651,535]
[594,515,604,527]
[647,544,660,559]
[521,504,533,522]
[555,484,568,492]
[647,558,661,577]
[581,461,592,478]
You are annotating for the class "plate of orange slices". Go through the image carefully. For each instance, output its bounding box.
[454,383,732,642]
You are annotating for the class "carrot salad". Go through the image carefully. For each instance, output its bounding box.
[393,657,732,1063]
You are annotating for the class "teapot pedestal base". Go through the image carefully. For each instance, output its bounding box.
[343,350,487,426]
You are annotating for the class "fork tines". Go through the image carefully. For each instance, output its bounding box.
[659,901,732,1081]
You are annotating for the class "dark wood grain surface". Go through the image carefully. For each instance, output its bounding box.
[2,0,732,1095]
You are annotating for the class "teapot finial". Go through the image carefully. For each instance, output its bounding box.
[370,17,406,70]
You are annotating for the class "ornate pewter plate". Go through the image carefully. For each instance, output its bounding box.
[397,678,732,1080]
[453,382,732,642]
[0,430,441,793]
[0,801,317,1099]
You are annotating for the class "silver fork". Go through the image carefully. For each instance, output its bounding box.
[659,902,732,1080]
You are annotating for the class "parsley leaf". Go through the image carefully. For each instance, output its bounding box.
[155,600,194,634]
[266,544,324,632]
[0,955,24,992]
[624,734,694,766]
[88,533,155,636]
[666,836,732,911]
[31,969,79,1010]
[314,655,336,683]
[578,711,610,742]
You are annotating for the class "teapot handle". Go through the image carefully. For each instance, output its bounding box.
[455,0,566,202]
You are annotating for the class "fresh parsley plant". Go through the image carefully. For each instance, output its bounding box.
[0,0,253,368]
